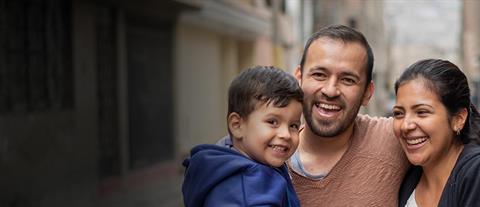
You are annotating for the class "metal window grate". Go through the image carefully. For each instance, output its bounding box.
[0,0,72,113]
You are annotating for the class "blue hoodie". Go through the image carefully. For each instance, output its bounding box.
[182,139,300,207]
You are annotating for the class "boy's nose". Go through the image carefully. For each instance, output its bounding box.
[278,126,291,140]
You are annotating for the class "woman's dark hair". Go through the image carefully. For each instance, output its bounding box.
[394,59,480,144]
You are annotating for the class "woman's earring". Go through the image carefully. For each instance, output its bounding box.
[455,129,461,136]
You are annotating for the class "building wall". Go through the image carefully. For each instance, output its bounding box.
[175,22,229,153]
[462,0,480,105]
[0,0,99,206]
[384,0,462,85]
[0,0,303,206]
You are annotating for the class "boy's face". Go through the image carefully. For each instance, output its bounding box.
[230,100,302,167]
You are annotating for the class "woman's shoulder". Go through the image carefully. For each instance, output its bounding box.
[454,143,480,176]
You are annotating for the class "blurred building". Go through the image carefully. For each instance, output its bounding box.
[3,1,479,207]
[384,0,462,104]
[462,0,480,106]
[312,0,390,116]
[0,0,311,206]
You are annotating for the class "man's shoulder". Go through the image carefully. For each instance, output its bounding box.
[354,114,393,138]
[353,114,408,168]
[353,114,403,153]
[356,114,393,125]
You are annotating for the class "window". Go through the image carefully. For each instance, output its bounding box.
[97,7,121,178]
[0,0,72,113]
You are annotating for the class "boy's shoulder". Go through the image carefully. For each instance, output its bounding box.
[183,143,291,206]
[186,142,291,187]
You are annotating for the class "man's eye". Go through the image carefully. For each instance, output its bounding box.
[312,73,326,79]
[342,78,356,85]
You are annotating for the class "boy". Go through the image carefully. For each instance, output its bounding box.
[182,66,303,206]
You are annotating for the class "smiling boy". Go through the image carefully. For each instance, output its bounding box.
[182,66,303,207]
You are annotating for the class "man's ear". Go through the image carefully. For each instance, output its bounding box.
[294,65,302,85]
[452,107,468,133]
[361,81,374,106]
[228,112,244,140]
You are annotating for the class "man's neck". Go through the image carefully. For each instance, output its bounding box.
[296,123,355,175]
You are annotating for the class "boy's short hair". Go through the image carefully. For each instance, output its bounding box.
[228,65,303,119]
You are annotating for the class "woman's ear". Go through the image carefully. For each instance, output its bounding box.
[228,112,244,140]
[452,107,468,132]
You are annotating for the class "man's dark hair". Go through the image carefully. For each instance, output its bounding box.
[299,25,374,86]
[395,59,480,145]
[228,65,303,119]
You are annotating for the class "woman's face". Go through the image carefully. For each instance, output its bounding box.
[392,79,460,167]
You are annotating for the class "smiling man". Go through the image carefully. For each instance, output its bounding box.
[288,25,410,206]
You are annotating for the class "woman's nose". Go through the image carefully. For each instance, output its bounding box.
[401,117,417,132]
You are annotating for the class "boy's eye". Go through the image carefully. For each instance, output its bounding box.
[290,123,300,131]
[267,119,278,126]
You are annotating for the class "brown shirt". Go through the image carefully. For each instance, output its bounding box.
[288,114,410,207]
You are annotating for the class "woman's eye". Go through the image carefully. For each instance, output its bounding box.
[417,110,430,116]
[392,111,404,118]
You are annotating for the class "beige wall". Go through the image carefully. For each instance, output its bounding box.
[463,0,480,80]
[175,22,257,154]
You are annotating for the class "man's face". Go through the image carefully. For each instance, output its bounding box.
[295,38,373,137]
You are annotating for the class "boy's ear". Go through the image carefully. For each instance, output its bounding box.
[294,65,302,85]
[228,112,244,140]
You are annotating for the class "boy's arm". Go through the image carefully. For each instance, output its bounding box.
[204,165,287,206]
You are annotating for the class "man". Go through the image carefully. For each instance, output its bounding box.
[288,25,409,206]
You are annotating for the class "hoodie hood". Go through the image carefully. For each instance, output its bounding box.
[182,144,256,206]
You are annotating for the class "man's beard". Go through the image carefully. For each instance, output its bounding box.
[303,98,362,137]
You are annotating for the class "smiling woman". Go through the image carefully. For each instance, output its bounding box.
[393,59,480,207]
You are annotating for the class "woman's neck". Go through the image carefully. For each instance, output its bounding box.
[416,143,464,207]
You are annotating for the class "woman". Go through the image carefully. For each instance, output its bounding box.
[392,59,480,207]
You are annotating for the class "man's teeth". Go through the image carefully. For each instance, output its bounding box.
[405,137,428,145]
[271,145,287,152]
[316,103,340,110]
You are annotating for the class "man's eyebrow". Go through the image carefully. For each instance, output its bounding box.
[308,66,327,72]
[339,71,360,79]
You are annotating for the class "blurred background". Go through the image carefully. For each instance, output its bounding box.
[0,0,479,206]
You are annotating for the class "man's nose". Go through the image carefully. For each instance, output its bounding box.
[321,78,340,98]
